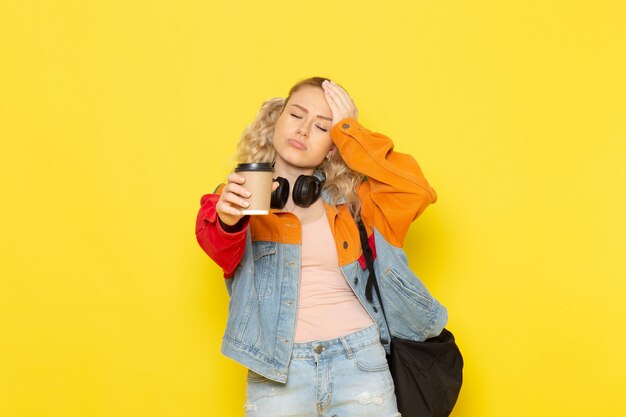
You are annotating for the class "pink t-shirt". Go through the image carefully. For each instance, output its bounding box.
[294,214,374,343]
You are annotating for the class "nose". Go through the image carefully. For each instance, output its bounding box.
[296,123,309,137]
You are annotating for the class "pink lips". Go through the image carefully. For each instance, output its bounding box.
[287,138,307,151]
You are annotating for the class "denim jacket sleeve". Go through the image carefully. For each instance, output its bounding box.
[330,118,437,248]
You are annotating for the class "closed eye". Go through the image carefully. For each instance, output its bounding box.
[291,114,328,132]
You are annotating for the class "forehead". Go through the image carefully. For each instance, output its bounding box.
[286,85,330,114]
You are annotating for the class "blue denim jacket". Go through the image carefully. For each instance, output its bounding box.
[220,206,447,383]
[196,119,448,383]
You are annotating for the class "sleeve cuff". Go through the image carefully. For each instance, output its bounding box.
[218,216,249,234]
[331,117,364,139]
[216,215,250,237]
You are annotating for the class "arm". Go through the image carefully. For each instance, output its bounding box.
[321,80,436,247]
[195,171,257,277]
[331,118,437,247]
[195,192,250,278]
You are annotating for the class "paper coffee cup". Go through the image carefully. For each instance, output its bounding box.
[234,163,274,215]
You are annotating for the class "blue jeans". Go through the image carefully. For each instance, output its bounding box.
[244,324,401,417]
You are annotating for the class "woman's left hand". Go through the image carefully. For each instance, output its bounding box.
[322,80,358,128]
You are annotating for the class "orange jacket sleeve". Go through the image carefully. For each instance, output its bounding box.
[330,118,437,247]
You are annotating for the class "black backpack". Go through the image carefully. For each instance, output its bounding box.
[357,219,463,417]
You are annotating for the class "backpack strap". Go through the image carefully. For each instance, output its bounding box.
[356,218,386,318]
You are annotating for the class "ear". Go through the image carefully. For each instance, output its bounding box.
[326,146,337,160]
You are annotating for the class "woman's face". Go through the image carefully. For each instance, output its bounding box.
[272,85,334,173]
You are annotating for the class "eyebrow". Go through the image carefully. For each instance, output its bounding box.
[290,104,332,122]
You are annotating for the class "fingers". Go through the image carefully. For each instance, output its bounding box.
[220,185,250,209]
[322,81,343,109]
[225,174,251,200]
[324,81,352,109]
[324,80,355,109]
[227,172,246,186]
[216,173,252,223]
[322,80,358,123]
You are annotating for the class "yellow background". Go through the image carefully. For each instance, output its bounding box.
[1,0,625,416]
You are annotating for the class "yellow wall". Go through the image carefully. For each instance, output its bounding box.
[2,1,625,416]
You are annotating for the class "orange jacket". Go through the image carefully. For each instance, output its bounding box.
[195,118,437,277]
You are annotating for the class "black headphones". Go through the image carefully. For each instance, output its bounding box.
[270,175,324,209]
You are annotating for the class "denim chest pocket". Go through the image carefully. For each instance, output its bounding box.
[381,267,434,339]
[252,241,277,299]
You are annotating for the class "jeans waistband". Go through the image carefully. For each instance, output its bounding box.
[291,324,380,360]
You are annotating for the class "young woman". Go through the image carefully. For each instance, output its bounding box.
[195,77,447,416]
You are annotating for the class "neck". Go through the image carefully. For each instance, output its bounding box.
[273,160,315,186]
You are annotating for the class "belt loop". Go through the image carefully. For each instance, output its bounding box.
[340,336,353,359]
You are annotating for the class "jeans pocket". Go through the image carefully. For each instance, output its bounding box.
[353,342,390,373]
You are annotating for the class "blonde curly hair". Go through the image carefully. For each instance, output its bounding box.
[234,77,362,216]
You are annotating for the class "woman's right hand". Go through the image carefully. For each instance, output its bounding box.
[322,80,358,129]
[216,173,251,226]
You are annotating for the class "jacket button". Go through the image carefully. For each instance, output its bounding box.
[343,241,348,249]
[342,123,350,129]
